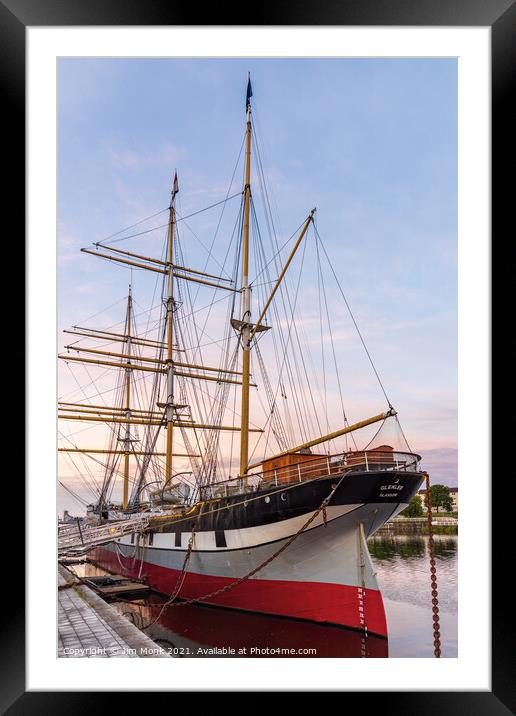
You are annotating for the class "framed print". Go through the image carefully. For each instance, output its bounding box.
[5,0,511,708]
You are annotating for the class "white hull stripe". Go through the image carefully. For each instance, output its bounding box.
[118,504,363,552]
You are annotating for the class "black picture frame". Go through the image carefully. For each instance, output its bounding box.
[7,0,510,709]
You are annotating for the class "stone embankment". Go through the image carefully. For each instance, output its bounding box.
[375,516,458,535]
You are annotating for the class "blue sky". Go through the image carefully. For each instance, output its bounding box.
[58,58,457,510]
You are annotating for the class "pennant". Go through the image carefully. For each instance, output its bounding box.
[246,76,253,111]
[172,171,179,197]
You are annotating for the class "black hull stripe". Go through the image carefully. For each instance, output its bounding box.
[152,471,423,535]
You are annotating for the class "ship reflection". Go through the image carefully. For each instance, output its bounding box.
[112,592,388,658]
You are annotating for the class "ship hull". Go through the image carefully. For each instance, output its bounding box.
[91,471,423,637]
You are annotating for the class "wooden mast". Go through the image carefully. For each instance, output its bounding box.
[164,172,179,489]
[239,78,253,481]
[122,286,132,509]
[248,209,315,345]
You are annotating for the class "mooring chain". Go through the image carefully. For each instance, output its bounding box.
[141,475,346,627]
[424,471,442,658]
[141,527,197,630]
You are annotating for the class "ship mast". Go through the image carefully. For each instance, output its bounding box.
[239,77,253,480]
[164,172,179,488]
[122,286,132,509]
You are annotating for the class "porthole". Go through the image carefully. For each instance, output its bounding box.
[280,493,287,501]
[264,496,271,504]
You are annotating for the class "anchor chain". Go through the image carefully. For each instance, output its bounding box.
[142,527,197,629]
[424,471,442,658]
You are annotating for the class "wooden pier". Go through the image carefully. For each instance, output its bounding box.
[82,574,151,600]
[58,565,169,658]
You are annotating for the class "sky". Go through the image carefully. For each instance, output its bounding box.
[58,58,457,513]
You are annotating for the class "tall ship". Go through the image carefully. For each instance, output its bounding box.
[58,77,424,638]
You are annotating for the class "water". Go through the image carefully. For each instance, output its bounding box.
[369,534,457,657]
[75,534,457,658]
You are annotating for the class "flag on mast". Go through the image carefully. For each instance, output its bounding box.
[246,75,253,111]
[172,170,179,198]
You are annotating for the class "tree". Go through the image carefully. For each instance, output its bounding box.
[401,495,423,517]
[427,484,453,513]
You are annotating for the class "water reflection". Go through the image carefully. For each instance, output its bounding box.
[368,536,426,560]
[433,538,458,559]
[114,593,388,658]
[76,533,457,658]
[368,535,457,561]
[369,534,458,657]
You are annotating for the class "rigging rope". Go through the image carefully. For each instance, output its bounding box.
[313,222,393,410]
[98,193,243,246]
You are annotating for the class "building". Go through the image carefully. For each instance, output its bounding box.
[417,486,458,513]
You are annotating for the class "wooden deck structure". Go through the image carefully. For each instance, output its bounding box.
[58,565,169,658]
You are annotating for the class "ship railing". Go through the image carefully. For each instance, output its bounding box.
[199,450,421,499]
[58,514,153,556]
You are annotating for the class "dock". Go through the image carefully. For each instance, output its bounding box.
[82,574,151,599]
[58,565,170,658]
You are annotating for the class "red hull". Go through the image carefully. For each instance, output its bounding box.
[120,593,388,657]
[93,545,387,637]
